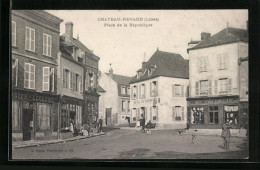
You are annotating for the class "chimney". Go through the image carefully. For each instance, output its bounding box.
[109,63,113,78]
[65,22,73,39]
[201,32,211,41]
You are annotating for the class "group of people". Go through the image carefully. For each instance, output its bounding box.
[69,117,104,137]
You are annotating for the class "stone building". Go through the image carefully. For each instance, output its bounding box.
[130,50,189,129]
[58,22,100,138]
[11,10,63,141]
[98,66,132,126]
[187,26,248,133]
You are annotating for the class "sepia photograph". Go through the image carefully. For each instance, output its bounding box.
[10,9,249,160]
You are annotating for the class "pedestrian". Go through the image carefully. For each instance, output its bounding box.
[140,114,145,133]
[99,116,103,133]
[221,120,232,150]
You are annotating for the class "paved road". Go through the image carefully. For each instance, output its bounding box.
[12,129,248,159]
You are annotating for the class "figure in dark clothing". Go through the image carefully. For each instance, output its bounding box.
[140,114,145,132]
[125,116,130,126]
[221,120,232,149]
[98,117,103,133]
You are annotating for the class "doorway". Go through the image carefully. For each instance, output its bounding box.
[22,108,33,141]
[106,108,112,126]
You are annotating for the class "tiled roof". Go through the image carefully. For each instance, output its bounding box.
[97,85,106,92]
[130,50,189,83]
[105,73,133,85]
[188,27,248,52]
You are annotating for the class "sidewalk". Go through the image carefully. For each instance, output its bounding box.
[12,132,106,149]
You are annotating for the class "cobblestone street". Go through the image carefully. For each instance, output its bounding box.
[12,129,249,159]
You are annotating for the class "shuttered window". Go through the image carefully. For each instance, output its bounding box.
[12,21,16,46]
[140,84,145,98]
[150,81,158,97]
[42,67,50,91]
[25,27,35,52]
[219,78,229,94]
[198,57,208,72]
[43,33,52,57]
[24,63,35,89]
[218,55,228,70]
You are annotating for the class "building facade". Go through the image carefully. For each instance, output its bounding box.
[130,50,189,129]
[58,22,100,137]
[98,67,132,126]
[187,27,248,130]
[11,10,63,141]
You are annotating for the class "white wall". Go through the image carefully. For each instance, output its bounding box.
[189,43,248,97]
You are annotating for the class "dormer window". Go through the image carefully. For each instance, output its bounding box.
[137,72,143,79]
[148,68,152,76]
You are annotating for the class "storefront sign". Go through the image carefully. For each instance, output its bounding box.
[189,97,239,105]
[13,91,54,103]
[133,98,160,105]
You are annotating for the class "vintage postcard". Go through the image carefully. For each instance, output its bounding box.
[10,10,248,160]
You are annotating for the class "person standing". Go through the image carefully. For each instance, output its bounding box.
[221,120,232,150]
[99,116,103,133]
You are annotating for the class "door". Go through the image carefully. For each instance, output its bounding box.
[22,108,33,141]
[106,108,112,126]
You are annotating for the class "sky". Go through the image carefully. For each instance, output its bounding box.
[47,10,248,77]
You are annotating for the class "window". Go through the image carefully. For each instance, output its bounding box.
[173,84,181,96]
[25,27,35,52]
[199,57,208,72]
[140,84,145,98]
[127,101,130,112]
[121,86,126,94]
[132,108,137,121]
[132,86,138,99]
[63,69,70,89]
[122,100,126,112]
[209,106,219,124]
[219,78,228,94]
[224,106,239,125]
[148,69,152,76]
[200,80,208,95]
[218,55,227,70]
[42,67,54,92]
[24,63,35,89]
[37,103,51,130]
[89,73,94,88]
[150,81,158,97]
[12,59,18,87]
[173,106,184,121]
[127,87,130,95]
[12,100,21,130]
[43,34,52,57]
[12,21,16,46]
[191,107,205,124]
[150,106,158,121]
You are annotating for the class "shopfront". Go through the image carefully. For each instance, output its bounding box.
[12,89,60,141]
[187,95,240,129]
[84,91,100,124]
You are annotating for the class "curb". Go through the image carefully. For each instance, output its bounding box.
[13,132,106,149]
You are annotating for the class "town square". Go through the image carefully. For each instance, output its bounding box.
[11,10,248,159]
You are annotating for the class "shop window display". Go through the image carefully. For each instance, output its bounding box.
[191,107,205,124]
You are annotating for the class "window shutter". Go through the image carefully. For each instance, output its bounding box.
[217,56,221,69]
[228,78,232,93]
[31,29,35,51]
[214,80,218,95]
[144,84,146,98]
[181,107,184,121]
[181,85,184,97]
[93,72,96,88]
[30,65,35,89]
[43,34,47,55]
[63,69,66,88]
[197,58,200,72]
[208,80,212,95]
[225,56,228,69]
[131,87,133,99]
[172,107,175,121]
[206,57,209,71]
[156,81,158,96]
[69,72,73,90]
[150,82,152,97]
[156,106,158,121]
[139,85,141,98]
[85,71,89,90]
[136,85,138,99]
[49,36,52,57]
[195,81,199,96]
[25,28,30,50]
[43,67,50,91]
[80,75,83,93]
[24,63,29,88]
[172,84,175,97]
[50,68,54,92]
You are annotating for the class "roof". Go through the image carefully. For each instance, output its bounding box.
[130,50,189,84]
[60,35,100,61]
[97,85,106,92]
[188,27,248,52]
[105,73,133,85]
